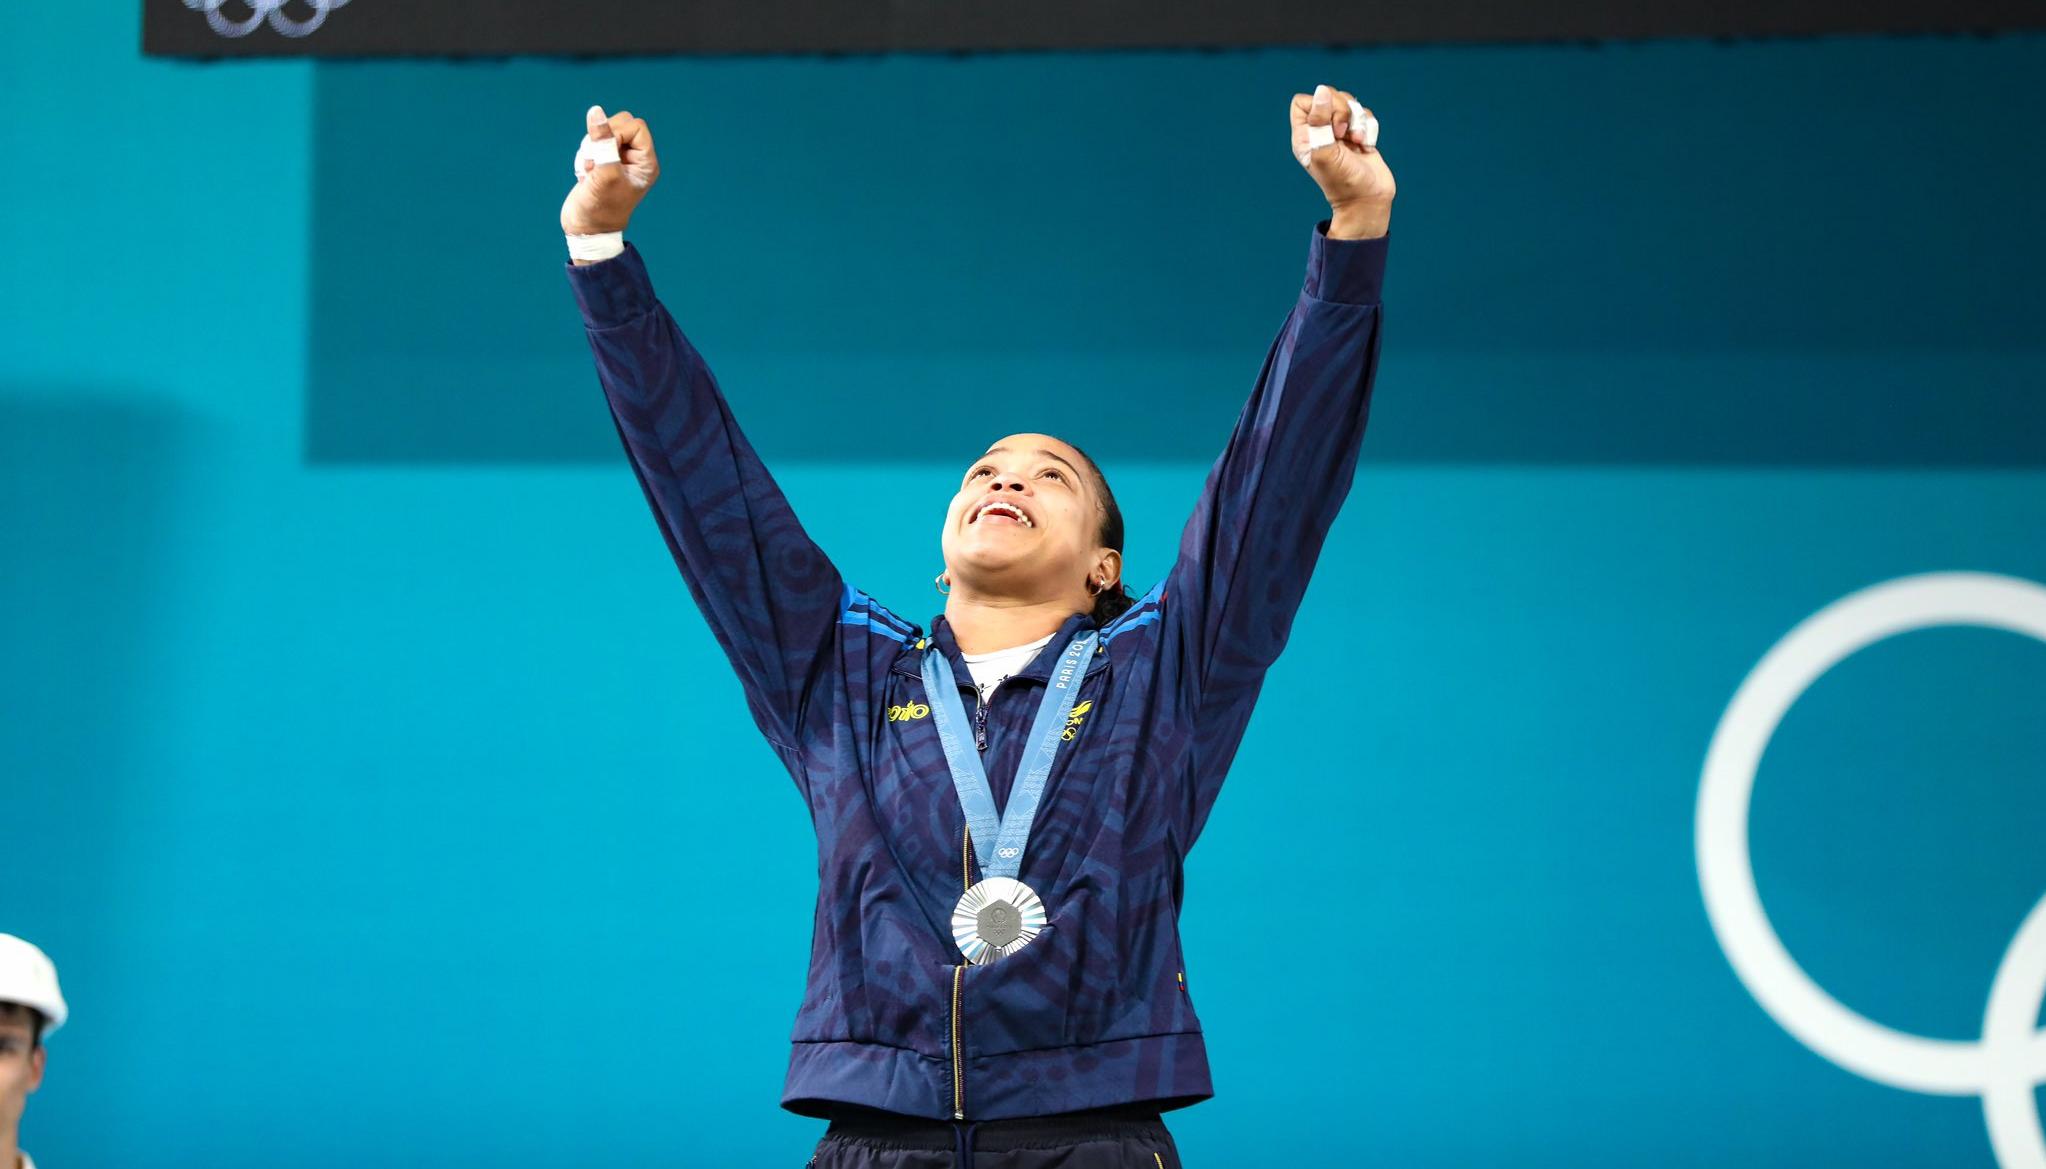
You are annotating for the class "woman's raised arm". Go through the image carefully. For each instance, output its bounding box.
[1139,85,1394,842]
[565,106,844,752]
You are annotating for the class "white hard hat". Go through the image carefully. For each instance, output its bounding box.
[0,935,66,1038]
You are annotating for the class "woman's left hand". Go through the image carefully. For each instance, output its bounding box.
[1292,84,1395,239]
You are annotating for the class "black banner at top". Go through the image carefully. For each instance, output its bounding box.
[145,0,2044,57]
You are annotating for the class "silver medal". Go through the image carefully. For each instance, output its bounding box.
[922,631,1096,966]
[951,876,1047,964]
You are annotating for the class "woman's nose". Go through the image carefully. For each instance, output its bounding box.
[989,474,1026,492]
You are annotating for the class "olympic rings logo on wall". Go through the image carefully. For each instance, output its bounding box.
[1698,572,2046,1169]
[181,0,351,38]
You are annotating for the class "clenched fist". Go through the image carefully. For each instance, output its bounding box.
[561,105,661,238]
[1291,85,1394,239]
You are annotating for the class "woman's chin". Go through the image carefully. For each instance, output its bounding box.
[957,532,1043,565]
[953,554,1058,592]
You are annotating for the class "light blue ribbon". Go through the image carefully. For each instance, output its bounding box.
[921,631,1098,879]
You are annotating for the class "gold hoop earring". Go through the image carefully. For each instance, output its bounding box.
[935,573,951,595]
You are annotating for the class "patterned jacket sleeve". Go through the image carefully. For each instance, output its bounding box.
[1143,224,1388,843]
[568,244,842,751]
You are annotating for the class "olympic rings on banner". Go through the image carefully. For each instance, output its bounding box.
[1698,572,2046,1169]
[181,0,352,39]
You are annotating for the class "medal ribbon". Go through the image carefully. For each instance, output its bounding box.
[921,630,1098,880]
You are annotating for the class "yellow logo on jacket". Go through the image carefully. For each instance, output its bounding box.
[887,697,1089,735]
[1061,700,1093,741]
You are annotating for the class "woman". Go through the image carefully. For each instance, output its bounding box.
[561,84,1392,1168]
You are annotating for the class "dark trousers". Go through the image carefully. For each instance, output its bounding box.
[810,1104,1182,1168]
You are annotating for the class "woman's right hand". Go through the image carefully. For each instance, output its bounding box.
[561,105,661,237]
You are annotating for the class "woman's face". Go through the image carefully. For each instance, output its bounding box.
[940,433,1107,597]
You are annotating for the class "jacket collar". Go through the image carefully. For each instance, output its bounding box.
[892,611,1111,683]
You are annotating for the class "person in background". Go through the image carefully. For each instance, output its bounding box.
[0,936,65,1169]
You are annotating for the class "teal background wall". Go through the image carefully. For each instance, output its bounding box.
[3,6,2043,1167]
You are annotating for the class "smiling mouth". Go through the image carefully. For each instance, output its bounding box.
[971,499,1034,527]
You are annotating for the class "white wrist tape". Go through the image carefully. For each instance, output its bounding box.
[566,231,625,262]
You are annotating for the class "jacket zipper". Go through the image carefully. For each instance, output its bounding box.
[952,820,972,1119]
[950,962,966,1119]
[972,680,996,752]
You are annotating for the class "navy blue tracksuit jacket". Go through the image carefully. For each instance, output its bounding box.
[568,225,1387,1122]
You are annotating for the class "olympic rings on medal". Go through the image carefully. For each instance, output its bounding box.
[1698,572,2046,1169]
[181,0,352,39]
